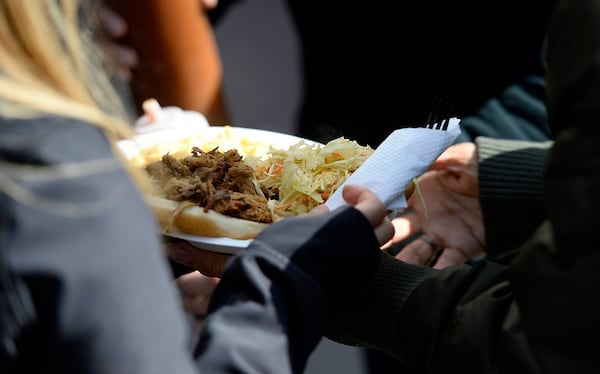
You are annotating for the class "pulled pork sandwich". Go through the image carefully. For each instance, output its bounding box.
[141,132,374,240]
[145,146,271,240]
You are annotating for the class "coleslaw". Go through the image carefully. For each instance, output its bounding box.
[245,137,374,217]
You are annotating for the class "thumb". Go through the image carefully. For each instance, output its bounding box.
[342,184,388,226]
[304,203,329,216]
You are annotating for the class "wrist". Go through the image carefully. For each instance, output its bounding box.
[252,206,382,299]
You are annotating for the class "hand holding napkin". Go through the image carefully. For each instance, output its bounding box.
[325,119,461,211]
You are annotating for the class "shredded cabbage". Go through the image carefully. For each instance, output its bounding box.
[245,137,374,218]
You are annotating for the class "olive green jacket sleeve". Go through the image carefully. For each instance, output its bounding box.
[364,1,600,373]
[330,2,600,373]
[475,137,551,257]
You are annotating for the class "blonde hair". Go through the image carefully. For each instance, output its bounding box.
[0,0,151,193]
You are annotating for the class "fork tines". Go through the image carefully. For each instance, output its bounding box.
[424,96,453,130]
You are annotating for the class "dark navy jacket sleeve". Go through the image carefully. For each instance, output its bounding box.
[195,207,387,373]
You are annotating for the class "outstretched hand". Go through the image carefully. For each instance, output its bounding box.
[386,142,486,268]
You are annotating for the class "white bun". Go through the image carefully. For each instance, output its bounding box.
[146,195,269,240]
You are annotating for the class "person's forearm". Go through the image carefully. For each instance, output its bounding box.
[197,207,379,373]
[107,0,230,123]
[324,253,434,359]
[197,206,400,372]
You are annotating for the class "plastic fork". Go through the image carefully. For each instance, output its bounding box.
[424,96,454,130]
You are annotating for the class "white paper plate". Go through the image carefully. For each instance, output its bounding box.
[118,125,315,166]
[117,125,318,254]
[166,232,252,255]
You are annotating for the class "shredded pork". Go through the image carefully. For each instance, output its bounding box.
[145,147,273,223]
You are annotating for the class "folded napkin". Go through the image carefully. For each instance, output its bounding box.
[325,119,461,211]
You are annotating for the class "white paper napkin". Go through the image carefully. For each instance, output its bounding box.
[325,118,461,211]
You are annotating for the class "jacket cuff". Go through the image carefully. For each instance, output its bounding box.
[475,136,551,256]
[326,253,434,359]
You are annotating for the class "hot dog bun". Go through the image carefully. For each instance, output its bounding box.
[146,195,269,240]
